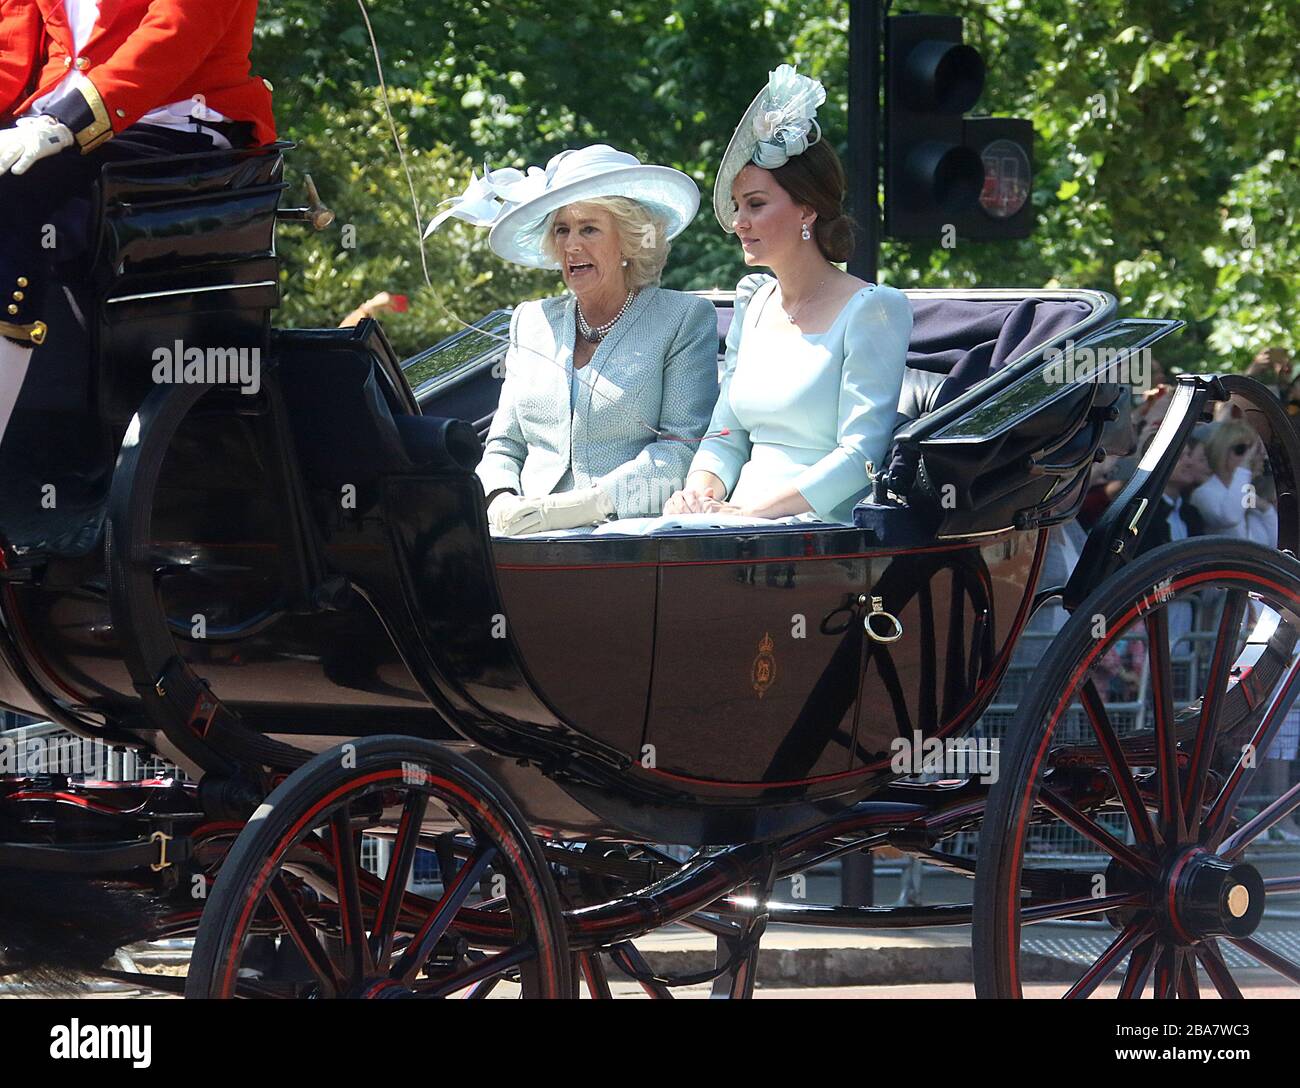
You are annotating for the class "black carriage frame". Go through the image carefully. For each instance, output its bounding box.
[1,142,1297,998]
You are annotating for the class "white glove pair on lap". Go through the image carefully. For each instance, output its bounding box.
[0,116,76,177]
[488,486,615,536]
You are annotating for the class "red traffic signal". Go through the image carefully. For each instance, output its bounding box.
[884,14,1034,242]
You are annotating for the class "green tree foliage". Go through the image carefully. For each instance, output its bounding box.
[256,1,1298,370]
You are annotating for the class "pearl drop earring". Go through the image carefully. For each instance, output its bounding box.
[801,223,811,241]
[621,259,629,267]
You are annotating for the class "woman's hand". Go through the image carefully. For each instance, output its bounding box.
[663,471,727,514]
[1226,437,1259,480]
[1249,435,1268,476]
[487,492,525,534]
[663,486,719,514]
[699,498,746,516]
[489,487,614,535]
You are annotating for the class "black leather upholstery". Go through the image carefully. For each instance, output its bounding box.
[898,296,1095,422]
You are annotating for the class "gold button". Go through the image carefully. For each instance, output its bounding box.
[6,305,17,316]
[16,277,27,288]
[63,57,73,69]
[75,57,90,71]
[12,292,23,302]
[115,109,126,118]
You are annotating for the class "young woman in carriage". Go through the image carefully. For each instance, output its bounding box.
[664,65,912,527]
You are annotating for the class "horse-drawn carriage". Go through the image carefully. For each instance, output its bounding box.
[1,141,1298,998]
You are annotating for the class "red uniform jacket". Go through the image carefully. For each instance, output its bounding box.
[0,0,275,150]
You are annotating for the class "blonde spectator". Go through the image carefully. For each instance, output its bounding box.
[1188,420,1277,545]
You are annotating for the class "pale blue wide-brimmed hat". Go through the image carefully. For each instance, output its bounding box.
[426,144,700,270]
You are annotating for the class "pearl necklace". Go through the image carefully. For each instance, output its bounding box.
[576,289,635,343]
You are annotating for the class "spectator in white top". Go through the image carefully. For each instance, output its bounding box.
[1189,420,1277,546]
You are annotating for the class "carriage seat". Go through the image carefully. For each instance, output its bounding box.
[0,146,289,563]
[855,295,1100,544]
[90,143,288,426]
[894,296,1095,430]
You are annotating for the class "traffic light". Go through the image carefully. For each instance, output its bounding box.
[884,13,1034,242]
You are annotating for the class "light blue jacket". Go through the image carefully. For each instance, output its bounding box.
[689,275,912,523]
[476,287,720,518]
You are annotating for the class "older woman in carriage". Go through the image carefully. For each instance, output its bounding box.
[428,143,719,537]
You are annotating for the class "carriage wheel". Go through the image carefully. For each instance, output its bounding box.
[185,737,571,998]
[974,538,1300,998]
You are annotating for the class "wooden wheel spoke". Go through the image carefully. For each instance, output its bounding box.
[1176,948,1201,999]
[1184,590,1248,829]
[328,807,373,983]
[411,943,533,998]
[395,844,497,984]
[1039,786,1156,878]
[187,741,569,1000]
[1220,779,1300,860]
[1080,677,1157,848]
[1020,891,1142,925]
[1227,935,1300,985]
[1063,917,1153,1000]
[1205,655,1300,848]
[465,975,504,999]
[1195,940,1243,999]
[267,874,343,995]
[370,792,429,968]
[1153,944,1179,999]
[1119,935,1158,998]
[1145,609,1185,845]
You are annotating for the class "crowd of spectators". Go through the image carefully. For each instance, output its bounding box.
[1077,347,1289,552]
[1065,346,1298,841]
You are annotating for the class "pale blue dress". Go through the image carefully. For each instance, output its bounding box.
[688,275,912,524]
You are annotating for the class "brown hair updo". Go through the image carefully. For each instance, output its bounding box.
[767,139,856,264]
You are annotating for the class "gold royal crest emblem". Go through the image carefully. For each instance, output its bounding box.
[751,632,776,698]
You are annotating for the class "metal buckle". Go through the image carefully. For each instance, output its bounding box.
[150,830,174,872]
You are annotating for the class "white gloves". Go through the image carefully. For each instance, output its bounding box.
[488,486,615,536]
[0,117,76,177]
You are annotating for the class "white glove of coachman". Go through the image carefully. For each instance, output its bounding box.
[488,486,615,536]
[0,116,76,177]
